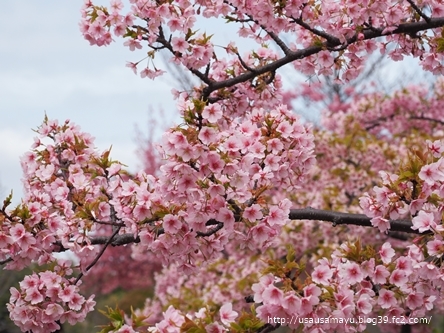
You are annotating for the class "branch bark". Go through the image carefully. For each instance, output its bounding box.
[200,16,444,100]
[85,208,424,247]
[288,208,423,234]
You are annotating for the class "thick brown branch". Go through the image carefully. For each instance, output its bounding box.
[1,207,427,267]
[89,233,141,246]
[201,16,444,100]
[71,208,426,250]
[289,208,425,234]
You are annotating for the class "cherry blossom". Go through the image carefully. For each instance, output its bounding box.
[3,0,444,332]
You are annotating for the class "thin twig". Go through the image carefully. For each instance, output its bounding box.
[405,0,431,23]
[73,226,122,285]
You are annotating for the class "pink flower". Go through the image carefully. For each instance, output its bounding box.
[163,214,182,234]
[116,324,137,333]
[250,224,273,243]
[36,164,55,181]
[110,0,123,11]
[163,305,185,327]
[406,292,424,310]
[371,216,390,233]
[395,256,413,274]
[317,50,334,67]
[206,152,225,173]
[312,264,333,285]
[262,285,284,305]
[243,204,263,221]
[59,285,76,302]
[282,294,301,313]
[167,17,183,32]
[140,68,166,79]
[379,242,395,264]
[206,323,226,333]
[69,293,85,311]
[126,62,138,74]
[202,104,222,123]
[44,303,64,320]
[339,261,364,285]
[378,289,397,309]
[88,21,106,38]
[198,126,218,145]
[419,159,444,184]
[356,294,372,314]
[10,224,27,242]
[266,138,284,154]
[388,269,408,287]
[276,121,292,138]
[171,37,189,53]
[373,265,390,284]
[427,238,444,257]
[123,39,142,51]
[70,173,89,190]
[412,211,437,233]
[266,206,288,226]
[24,287,44,304]
[219,303,238,326]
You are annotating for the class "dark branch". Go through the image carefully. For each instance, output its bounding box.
[410,115,444,126]
[74,226,122,285]
[258,323,280,333]
[0,258,12,265]
[72,208,427,251]
[88,233,140,246]
[201,16,444,100]
[292,17,341,45]
[405,0,431,23]
[196,221,224,237]
[266,31,293,56]
[289,208,425,234]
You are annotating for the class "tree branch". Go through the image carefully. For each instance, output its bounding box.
[1,207,427,267]
[258,323,280,333]
[40,206,428,268]
[291,17,341,46]
[410,115,444,126]
[0,258,12,265]
[289,207,425,234]
[201,16,444,100]
[405,0,431,23]
[74,226,122,285]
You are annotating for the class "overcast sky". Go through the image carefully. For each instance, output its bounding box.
[0,1,181,203]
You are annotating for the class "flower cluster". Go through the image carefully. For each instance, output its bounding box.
[0,107,314,330]
[360,138,444,234]
[80,0,444,84]
[7,268,95,333]
[112,102,315,270]
[251,241,441,332]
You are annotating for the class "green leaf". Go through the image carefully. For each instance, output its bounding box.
[2,191,13,210]
[436,36,444,52]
